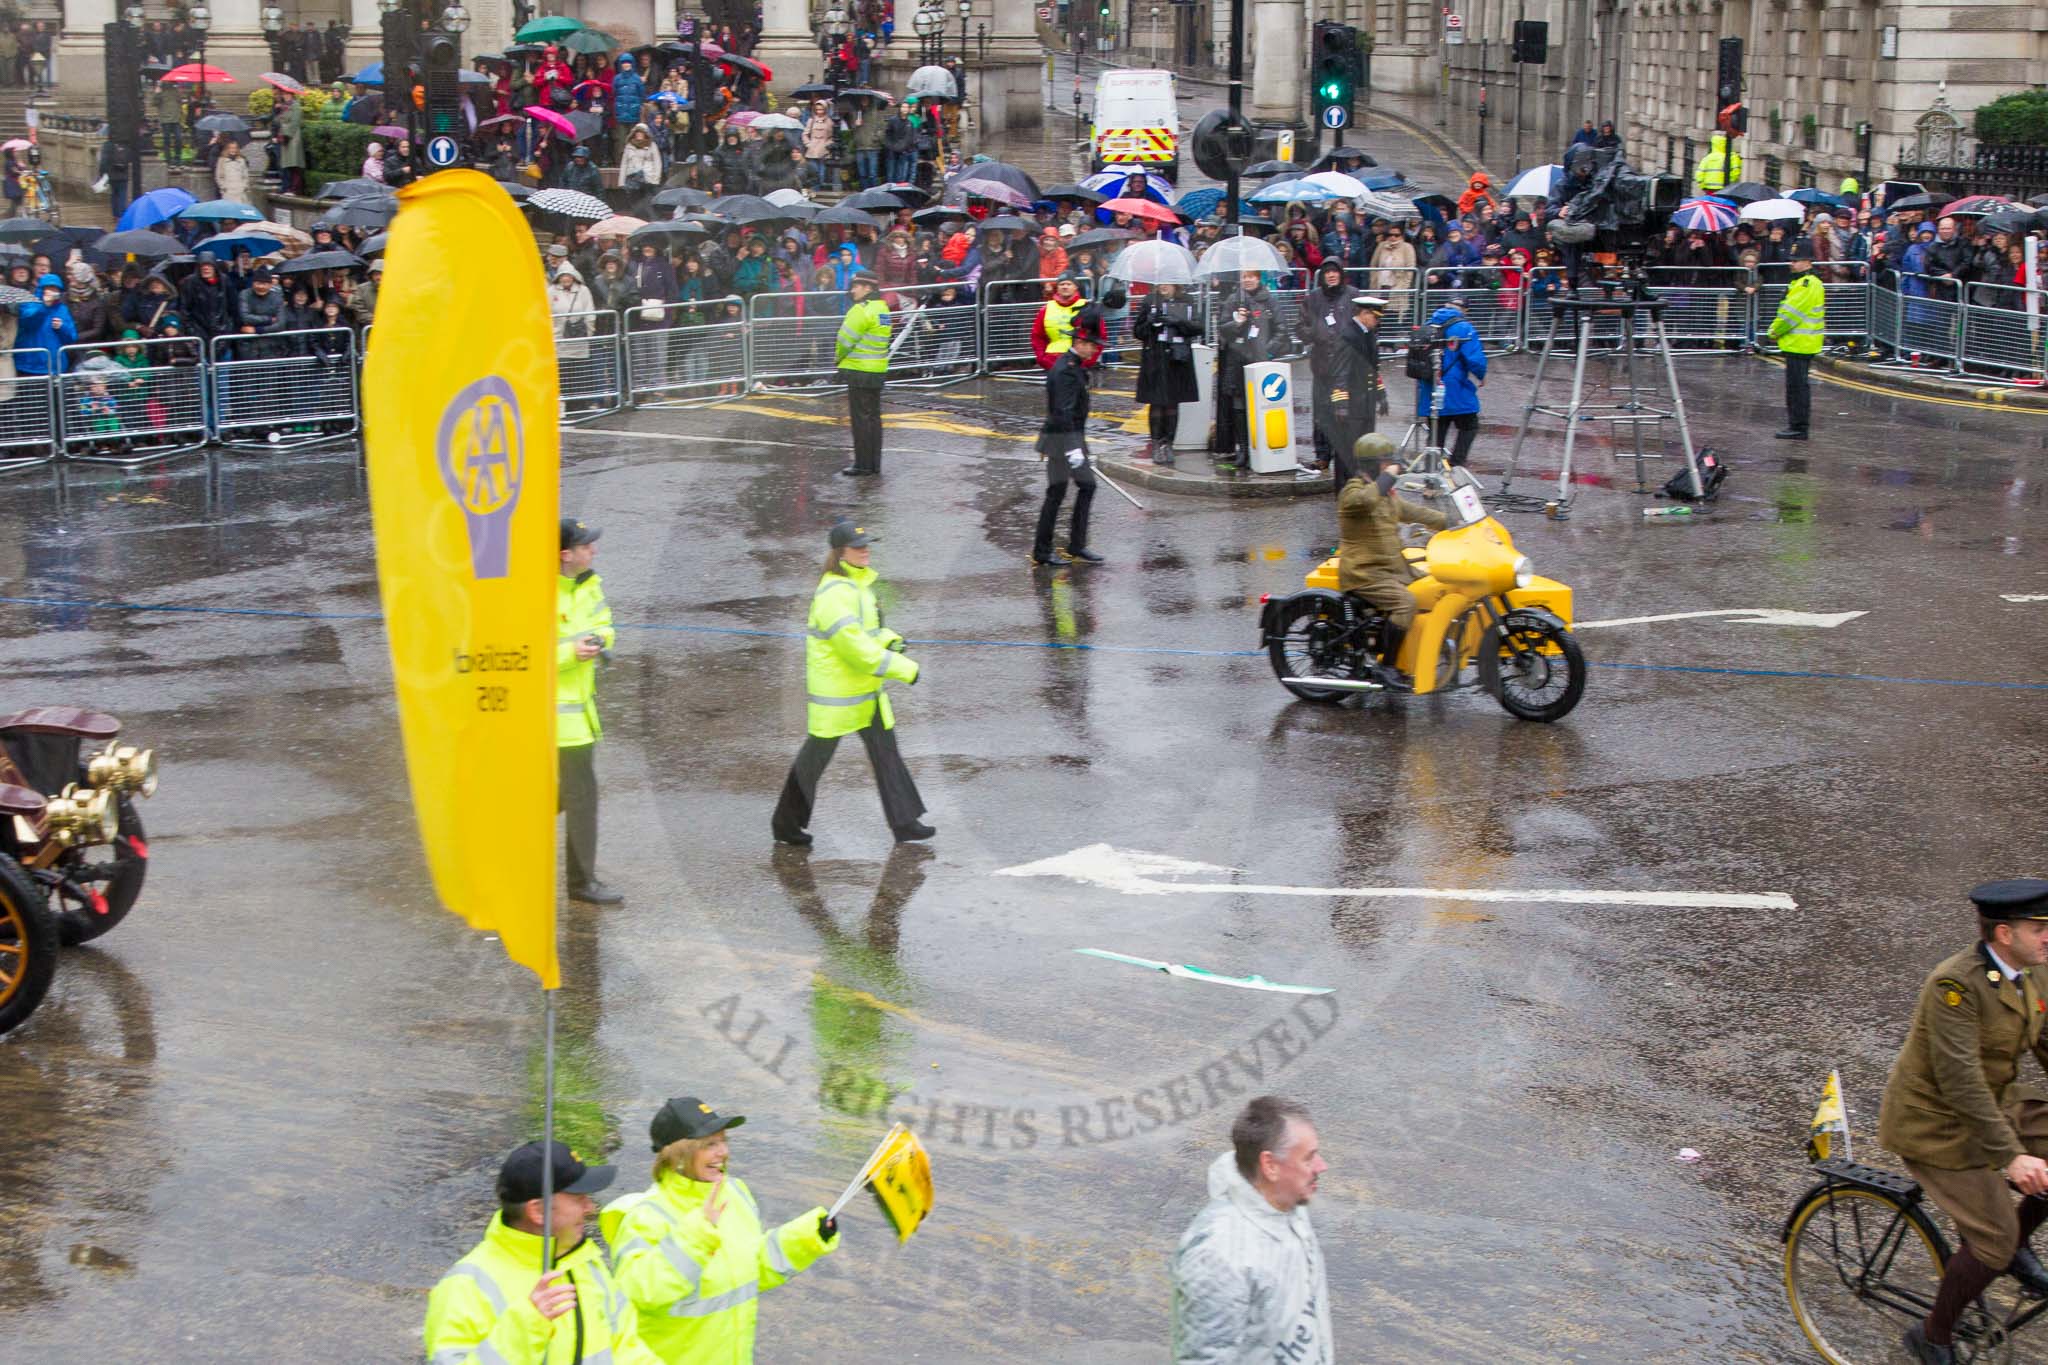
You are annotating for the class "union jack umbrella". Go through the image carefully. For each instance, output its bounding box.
[1670,197,1740,232]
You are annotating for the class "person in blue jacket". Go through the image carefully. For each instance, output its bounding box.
[15,272,74,376]
[1428,303,1486,467]
[610,54,645,162]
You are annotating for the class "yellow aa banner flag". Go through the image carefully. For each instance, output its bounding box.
[362,170,561,989]
[1808,1069,1849,1162]
[867,1126,935,1244]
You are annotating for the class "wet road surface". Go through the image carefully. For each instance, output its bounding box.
[2,329,2047,1363]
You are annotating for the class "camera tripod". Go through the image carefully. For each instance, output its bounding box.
[1394,382,1459,477]
[1500,280,1708,509]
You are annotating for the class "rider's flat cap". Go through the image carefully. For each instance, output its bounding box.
[1970,879,2048,921]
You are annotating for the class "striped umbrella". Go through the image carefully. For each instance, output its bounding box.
[1670,197,1739,232]
[1357,190,1420,221]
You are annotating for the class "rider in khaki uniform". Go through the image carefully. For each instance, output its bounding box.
[1880,879,2048,1365]
[1336,433,1446,681]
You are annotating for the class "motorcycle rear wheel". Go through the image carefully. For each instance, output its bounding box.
[0,852,59,1036]
[1480,609,1587,722]
[1267,595,1361,704]
[52,797,146,947]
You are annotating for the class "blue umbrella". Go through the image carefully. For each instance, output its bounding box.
[1358,170,1407,192]
[1081,168,1171,203]
[349,61,384,85]
[192,231,284,259]
[1174,187,1225,221]
[176,198,266,223]
[1788,187,1847,208]
[1247,179,1338,205]
[117,186,196,230]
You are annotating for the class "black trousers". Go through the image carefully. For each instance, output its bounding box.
[1783,352,1812,434]
[845,375,883,472]
[1433,411,1480,467]
[558,743,600,888]
[773,721,925,836]
[1147,400,1178,445]
[1034,447,1097,558]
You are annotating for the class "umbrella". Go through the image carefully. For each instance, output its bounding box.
[476,113,522,132]
[1356,190,1419,221]
[116,188,195,230]
[979,214,1038,233]
[1108,239,1197,286]
[343,93,385,124]
[562,29,618,55]
[176,198,266,223]
[458,70,496,86]
[527,188,614,221]
[648,91,692,108]
[876,182,930,207]
[260,71,305,94]
[1503,164,1561,198]
[318,177,384,200]
[1174,187,1225,221]
[160,63,233,85]
[195,113,250,137]
[372,124,409,139]
[1195,234,1286,276]
[750,112,804,132]
[1066,227,1136,250]
[95,228,184,258]
[811,202,875,227]
[516,15,585,42]
[524,105,577,138]
[724,109,759,127]
[912,205,970,225]
[1740,197,1807,221]
[316,199,398,229]
[1716,181,1776,204]
[905,65,958,101]
[763,188,817,207]
[348,62,384,85]
[585,216,648,240]
[565,111,605,144]
[1888,191,1953,213]
[1043,183,1109,205]
[950,177,1032,208]
[1303,170,1368,199]
[1946,194,2020,217]
[791,82,837,100]
[711,194,794,225]
[952,160,1040,202]
[0,138,26,152]
[0,284,32,306]
[654,185,713,209]
[1242,160,1296,179]
[359,231,390,256]
[229,220,312,248]
[630,220,708,243]
[1358,170,1408,192]
[1979,209,2035,236]
[1307,147,1377,171]
[1787,187,1847,207]
[570,80,610,98]
[716,54,770,81]
[835,87,890,103]
[493,181,536,202]
[840,187,909,212]
[1097,196,1183,226]
[1671,197,1740,232]
[278,249,365,274]
[1247,179,1337,205]
[2029,193,2048,208]
[193,231,284,258]
[1081,168,1171,203]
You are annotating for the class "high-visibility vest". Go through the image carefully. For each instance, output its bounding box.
[601,1170,838,1365]
[557,570,613,747]
[1041,297,1081,357]
[1770,271,1826,355]
[801,564,918,738]
[835,296,891,374]
[1694,153,1729,194]
[424,1215,661,1365]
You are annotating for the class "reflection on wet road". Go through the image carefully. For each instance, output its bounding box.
[1,341,2044,1361]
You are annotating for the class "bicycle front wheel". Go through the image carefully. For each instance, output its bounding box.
[1784,1184,1947,1364]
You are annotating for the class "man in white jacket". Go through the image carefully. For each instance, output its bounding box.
[1170,1096,1333,1364]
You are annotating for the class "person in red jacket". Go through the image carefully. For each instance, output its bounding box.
[1457,171,1498,217]
[1031,275,1086,369]
[534,45,575,106]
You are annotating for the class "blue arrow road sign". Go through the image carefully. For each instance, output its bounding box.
[1322,105,1348,130]
[1259,372,1288,402]
[427,135,459,168]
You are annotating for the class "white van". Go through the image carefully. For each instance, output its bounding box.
[1091,68,1179,182]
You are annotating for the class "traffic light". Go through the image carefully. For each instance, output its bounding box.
[1311,22,1358,132]
[423,30,462,142]
[102,20,142,152]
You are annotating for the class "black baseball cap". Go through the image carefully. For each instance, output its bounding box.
[828,519,877,549]
[560,517,602,550]
[650,1096,746,1150]
[496,1140,616,1203]
[1971,879,2048,921]
[1789,239,1817,263]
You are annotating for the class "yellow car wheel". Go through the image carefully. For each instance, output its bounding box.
[0,853,59,1036]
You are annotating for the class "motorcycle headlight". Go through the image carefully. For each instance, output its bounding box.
[87,743,157,798]
[44,783,118,847]
[1512,555,1534,589]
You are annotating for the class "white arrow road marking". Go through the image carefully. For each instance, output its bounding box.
[2001,594,2048,604]
[1574,608,1867,630]
[997,844,1797,912]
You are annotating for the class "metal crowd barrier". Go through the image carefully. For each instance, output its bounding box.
[980,276,1066,373]
[1892,273,1967,370]
[57,337,208,465]
[883,281,980,386]
[746,288,851,391]
[209,327,360,450]
[1958,281,2048,383]
[1642,266,1755,348]
[625,297,747,407]
[1416,264,1526,353]
[554,308,625,422]
[0,357,56,472]
[1755,261,1871,349]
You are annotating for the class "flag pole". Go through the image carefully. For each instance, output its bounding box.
[1836,1067,1852,1162]
[828,1122,904,1220]
[540,986,559,1272]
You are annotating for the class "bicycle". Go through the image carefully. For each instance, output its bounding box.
[1783,1154,2041,1363]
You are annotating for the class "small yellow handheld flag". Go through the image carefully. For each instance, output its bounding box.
[362,170,562,989]
[828,1122,934,1244]
[1808,1069,1849,1162]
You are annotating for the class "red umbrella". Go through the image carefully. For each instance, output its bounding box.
[260,71,305,94]
[524,105,577,138]
[1946,194,2020,217]
[161,63,233,84]
[571,79,609,96]
[1098,196,1182,227]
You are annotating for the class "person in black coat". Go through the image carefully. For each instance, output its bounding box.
[1033,309,1106,567]
[1133,281,1199,465]
[177,255,238,340]
[1209,270,1277,472]
[1297,260,1355,473]
[1328,294,1390,493]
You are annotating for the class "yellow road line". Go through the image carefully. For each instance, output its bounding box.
[717,401,1035,442]
[1759,357,2039,414]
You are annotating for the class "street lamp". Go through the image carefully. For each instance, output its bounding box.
[190,3,211,116]
[262,6,284,67]
[441,3,469,34]
[123,3,144,26]
[957,0,971,66]
[820,2,848,60]
[914,3,940,64]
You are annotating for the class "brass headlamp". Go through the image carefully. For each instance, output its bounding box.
[43,783,119,847]
[87,744,157,798]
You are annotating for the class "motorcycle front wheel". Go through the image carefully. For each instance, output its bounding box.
[0,852,58,1036]
[1266,595,1358,704]
[1480,609,1587,722]
[53,796,146,947]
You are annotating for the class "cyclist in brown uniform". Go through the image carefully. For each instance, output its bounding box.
[1880,879,2048,1364]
